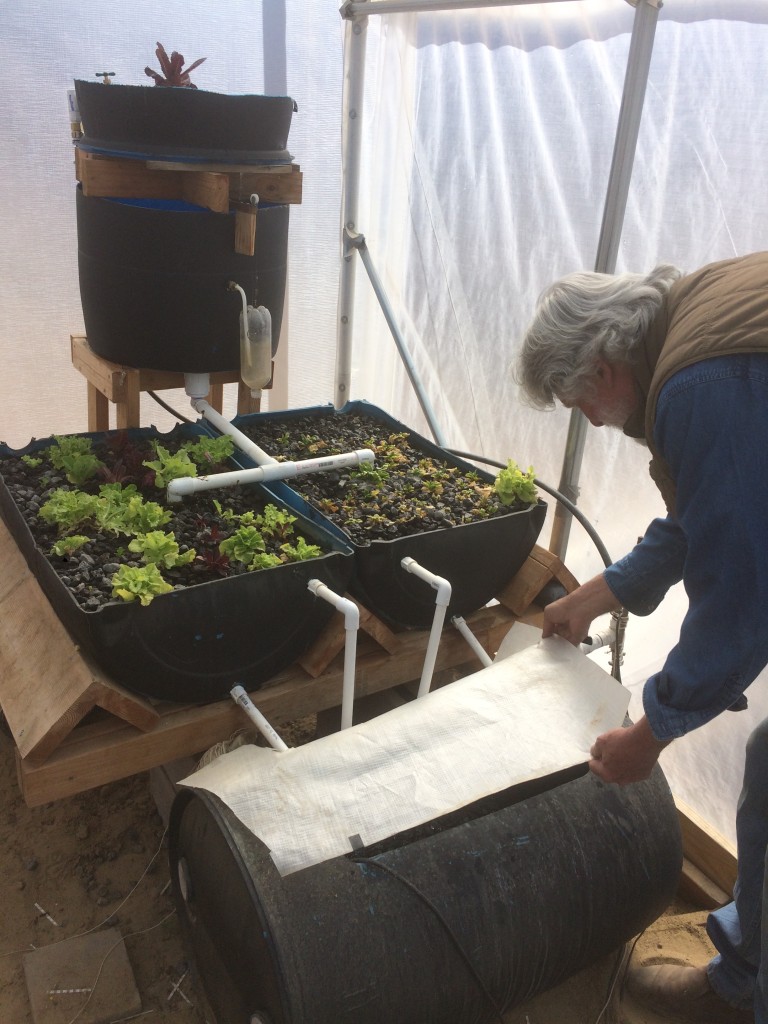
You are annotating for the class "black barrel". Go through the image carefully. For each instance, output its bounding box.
[76,189,288,372]
[169,764,682,1024]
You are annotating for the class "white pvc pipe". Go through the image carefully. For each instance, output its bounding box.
[193,398,278,466]
[401,557,451,698]
[230,685,289,751]
[166,448,375,502]
[308,579,360,730]
[579,614,617,655]
[451,615,493,668]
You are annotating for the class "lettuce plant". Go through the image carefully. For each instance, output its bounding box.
[111,563,174,606]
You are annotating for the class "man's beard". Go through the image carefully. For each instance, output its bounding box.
[600,392,638,429]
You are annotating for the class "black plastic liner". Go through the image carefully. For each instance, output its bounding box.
[169,762,682,1024]
[76,188,288,372]
[74,81,296,165]
[229,402,548,630]
[0,424,354,704]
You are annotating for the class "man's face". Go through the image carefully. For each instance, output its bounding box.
[560,359,638,429]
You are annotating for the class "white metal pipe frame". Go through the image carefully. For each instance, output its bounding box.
[335,0,661,563]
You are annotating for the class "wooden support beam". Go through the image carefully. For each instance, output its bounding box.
[76,151,303,207]
[297,598,402,678]
[676,797,737,899]
[0,519,158,765]
[234,203,258,256]
[496,544,580,616]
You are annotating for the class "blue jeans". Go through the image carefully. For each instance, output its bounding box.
[707,715,768,1020]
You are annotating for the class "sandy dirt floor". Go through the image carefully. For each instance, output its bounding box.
[0,720,717,1024]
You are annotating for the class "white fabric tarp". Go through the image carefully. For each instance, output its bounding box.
[180,631,629,875]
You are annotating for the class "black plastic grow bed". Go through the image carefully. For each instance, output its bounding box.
[0,423,354,704]
[228,402,547,630]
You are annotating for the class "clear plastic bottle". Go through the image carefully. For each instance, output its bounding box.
[240,305,272,393]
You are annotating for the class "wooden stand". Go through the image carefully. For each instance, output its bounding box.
[71,334,262,432]
[0,522,576,806]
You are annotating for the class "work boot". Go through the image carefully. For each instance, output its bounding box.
[626,963,754,1023]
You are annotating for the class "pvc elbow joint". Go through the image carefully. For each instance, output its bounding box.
[307,579,359,630]
[400,557,452,607]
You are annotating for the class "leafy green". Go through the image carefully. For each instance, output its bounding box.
[48,435,104,485]
[185,435,235,469]
[494,460,538,506]
[50,535,90,557]
[128,531,196,569]
[143,444,198,488]
[280,537,322,561]
[219,525,266,566]
[111,563,174,605]
[39,489,101,533]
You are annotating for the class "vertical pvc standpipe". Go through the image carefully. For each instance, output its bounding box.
[401,557,452,697]
[450,615,493,668]
[336,5,369,410]
[308,580,360,729]
[549,0,661,560]
[230,685,289,752]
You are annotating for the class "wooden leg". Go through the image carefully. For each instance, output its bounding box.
[87,382,110,432]
[207,381,224,413]
[116,371,141,429]
[237,380,262,415]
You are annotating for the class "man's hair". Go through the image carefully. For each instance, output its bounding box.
[516,264,682,408]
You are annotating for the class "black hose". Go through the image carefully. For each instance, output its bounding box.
[147,390,194,424]
[444,449,613,568]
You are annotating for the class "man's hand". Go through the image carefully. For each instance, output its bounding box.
[543,574,622,645]
[589,716,672,785]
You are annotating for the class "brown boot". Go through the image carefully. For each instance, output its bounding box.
[626,964,754,1023]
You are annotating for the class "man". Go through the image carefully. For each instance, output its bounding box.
[517,252,768,1024]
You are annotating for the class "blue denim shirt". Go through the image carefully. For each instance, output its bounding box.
[603,353,768,741]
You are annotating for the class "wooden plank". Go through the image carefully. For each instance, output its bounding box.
[237,380,264,414]
[297,600,402,678]
[228,167,303,205]
[77,150,183,202]
[0,520,158,764]
[234,204,257,255]
[77,152,230,214]
[676,797,737,898]
[678,857,731,910]
[496,544,580,616]
[181,171,229,213]
[16,604,517,806]
[71,334,129,403]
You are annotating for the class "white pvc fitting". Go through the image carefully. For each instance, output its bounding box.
[400,556,452,607]
[308,580,359,730]
[193,398,278,465]
[166,448,376,503]
[230,685,289,752]
[451,615,493,668]
[184,373,211,400]
[400,557,452,697]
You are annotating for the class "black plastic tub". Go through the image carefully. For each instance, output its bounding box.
[76,188,288,371]
[74,80,296,165]
[229,402,548,630]
[169,763,682,1024]
[0,424,354,704]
